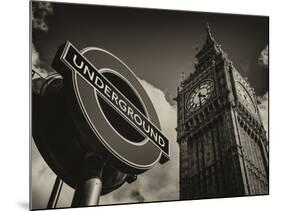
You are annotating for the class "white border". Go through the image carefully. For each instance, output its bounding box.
[1,1,278,211]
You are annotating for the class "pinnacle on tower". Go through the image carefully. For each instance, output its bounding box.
[205,22,214,42]
[206,22,211,36]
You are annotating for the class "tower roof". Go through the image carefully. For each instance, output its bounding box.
[180,24,230,88]
[195,23,228,61]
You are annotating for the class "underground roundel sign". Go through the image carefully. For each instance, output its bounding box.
[52,41,170,174]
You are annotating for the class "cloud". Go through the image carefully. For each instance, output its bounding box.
[130,189,145,202]
[32,1,53,31]
[257,92,268,137]
[100,79,179,204]
[32,44,45,75]
[258,45,269,68]
[31,141,57,209]
[257,44,269,137]
[31,2,54,77]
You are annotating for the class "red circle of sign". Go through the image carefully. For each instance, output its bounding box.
[72,47,163,173]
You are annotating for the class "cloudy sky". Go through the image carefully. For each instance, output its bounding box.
[31,1,268,209]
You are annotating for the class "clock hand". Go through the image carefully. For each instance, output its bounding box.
[198,92,206,106]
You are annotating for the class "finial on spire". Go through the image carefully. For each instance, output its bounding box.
[180,72,185,83]
[205,22,215,43]
[206,22,212,37]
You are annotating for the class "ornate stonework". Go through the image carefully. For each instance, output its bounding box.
[176,24,268,200]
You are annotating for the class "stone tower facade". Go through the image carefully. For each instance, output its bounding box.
[176,24,268,200]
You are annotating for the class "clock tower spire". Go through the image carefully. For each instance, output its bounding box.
[176,24,268,199]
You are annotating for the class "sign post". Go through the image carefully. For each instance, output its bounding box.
[71,156,105,207]
[47,176,63,208]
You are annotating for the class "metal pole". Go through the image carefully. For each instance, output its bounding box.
[71,156,105,207]
[47,176,63,208]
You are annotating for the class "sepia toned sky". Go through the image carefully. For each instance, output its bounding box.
[33,1,268,97]
[31,1,269,209]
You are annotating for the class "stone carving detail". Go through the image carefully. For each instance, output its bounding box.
[177,24,269,200]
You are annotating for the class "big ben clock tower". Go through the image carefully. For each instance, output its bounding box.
[176,24,268,200]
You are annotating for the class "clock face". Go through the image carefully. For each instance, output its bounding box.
[236,81,256,114]
[185,80,214,113]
